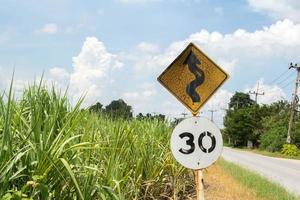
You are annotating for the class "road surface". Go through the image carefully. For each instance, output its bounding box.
[222,147,300,197]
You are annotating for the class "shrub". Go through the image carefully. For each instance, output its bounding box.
[260,128,286,152]
[281,144,300,156]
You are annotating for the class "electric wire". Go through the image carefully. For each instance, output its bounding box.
[282,79,295,89]
[276,72,295,86]
[267,69,290,85]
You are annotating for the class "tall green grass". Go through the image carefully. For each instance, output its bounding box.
[0,80,193,199]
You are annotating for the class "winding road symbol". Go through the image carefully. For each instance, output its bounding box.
[157,42,229,115]
[184,51,205,103]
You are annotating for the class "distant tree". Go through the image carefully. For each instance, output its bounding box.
[146,113,152,119]
[136,113,144,120]
[136,113,166,121]
[224,108,254,146]
[89,102,103,114]
[157,114,166,121]
[229,92,255,110]
[224,92,267,147]
[105,99,133,119]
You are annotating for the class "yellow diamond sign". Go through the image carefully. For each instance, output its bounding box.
[157,43,229,115]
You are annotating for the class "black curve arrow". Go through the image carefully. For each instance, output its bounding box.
[184,51,205,102]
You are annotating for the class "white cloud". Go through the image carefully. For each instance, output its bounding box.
[201,89,233,127]
[248,0,300,22]
[49,67,70,80]
[122,83,157,113]
[245,79,286,104]
[69,37,123,105]
[48,37,123,106]
[205,89,234,110]
[26,19,297,121]
[127,19,300,77]
[136,42,160,54]
[118,42,162,73]
[36,23,58,34]
[116,19,300,119]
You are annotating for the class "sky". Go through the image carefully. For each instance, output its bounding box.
[1,0,300,126]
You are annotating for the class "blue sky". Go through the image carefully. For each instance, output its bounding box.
[1,0,300,125]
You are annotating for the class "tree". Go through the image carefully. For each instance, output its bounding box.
[259,101,300,151]
[136,113,166,121]
[224,92,264,147]
[229,92,255,110]
[224,108,254,146]
[89,102,103,114]
[105,99,133,119]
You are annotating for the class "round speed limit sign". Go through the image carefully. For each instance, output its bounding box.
[170,116,223,169]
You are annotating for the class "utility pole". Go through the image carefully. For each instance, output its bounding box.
[208,109,217,122]
[287,62,300,144]
[181,112,188,118]
[249,82,265,104]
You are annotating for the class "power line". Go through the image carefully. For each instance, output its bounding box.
[282,79,295,89]
[268,69,290,85]
[276,72,295,86]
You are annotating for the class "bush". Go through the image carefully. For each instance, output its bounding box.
[260,128,286,152]
[281,144,300,156]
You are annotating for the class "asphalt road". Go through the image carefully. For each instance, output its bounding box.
[222,147,300,197]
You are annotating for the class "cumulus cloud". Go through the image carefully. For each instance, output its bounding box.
[70,37,123,105]
[136,42,160,54]
[44,19,299,120]
[248,0,300,22]
[245,79,286,104]
[166,19,300,66]
[49,67,70,80]
[36,23,58,34]
[200,89,233,127]
[49,37,123,106]
[205,89,234,110]
[122,83,157,113]
[126,19,300,77]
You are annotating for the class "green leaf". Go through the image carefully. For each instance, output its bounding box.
[60,158,84,200]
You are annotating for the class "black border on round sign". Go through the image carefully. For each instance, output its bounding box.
[157,42,230,115]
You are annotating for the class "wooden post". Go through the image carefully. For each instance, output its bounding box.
[195,169,204,200]
[192,113,204,200]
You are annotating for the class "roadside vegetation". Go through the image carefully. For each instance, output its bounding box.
[0,80,193,199]
[223,92,300,157]
[219,159,300,200]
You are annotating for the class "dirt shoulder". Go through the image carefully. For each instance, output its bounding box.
[190,163,264,200]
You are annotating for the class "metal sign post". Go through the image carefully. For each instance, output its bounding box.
[157,42,229,199]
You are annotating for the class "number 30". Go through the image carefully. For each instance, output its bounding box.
[179,131,216,154]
